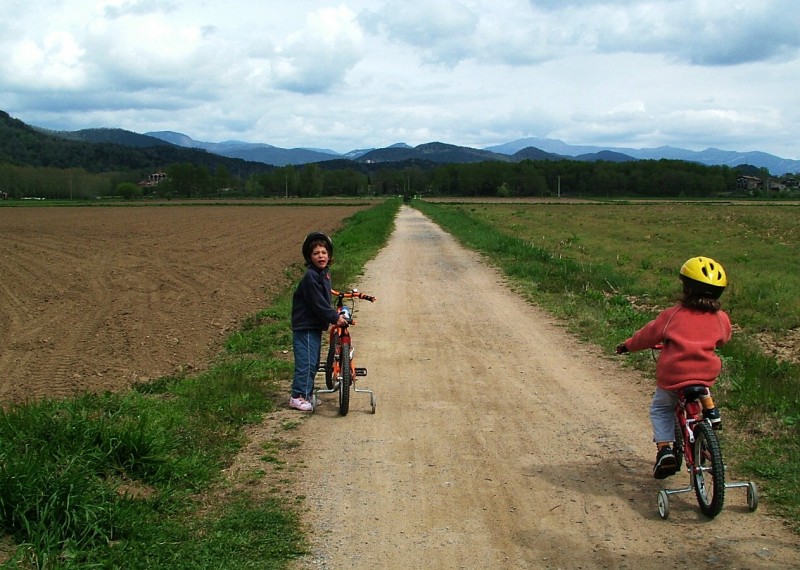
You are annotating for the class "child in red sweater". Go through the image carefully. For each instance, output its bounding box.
[617,257,731,479]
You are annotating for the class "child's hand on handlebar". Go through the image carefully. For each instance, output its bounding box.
[616,343,629,354]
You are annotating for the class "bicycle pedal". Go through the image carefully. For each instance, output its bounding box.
[355,367,368,377]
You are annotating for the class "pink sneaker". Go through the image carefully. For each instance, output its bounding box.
[289,396,313,411]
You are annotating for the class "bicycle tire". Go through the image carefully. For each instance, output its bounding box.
[325,332,339,390]
[692,422,725,518]
[673,420,684,472]
[338,343,351,416]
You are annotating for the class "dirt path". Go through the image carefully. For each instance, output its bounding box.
[285,206,799,569]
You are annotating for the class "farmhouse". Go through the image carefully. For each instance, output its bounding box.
[138,172,167,188]
[736,175,762,191]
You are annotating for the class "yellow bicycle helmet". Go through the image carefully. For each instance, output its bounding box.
[679,256,727,299]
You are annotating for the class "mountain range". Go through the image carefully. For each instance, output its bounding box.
[8,107,796,175]
[142,131,799,175]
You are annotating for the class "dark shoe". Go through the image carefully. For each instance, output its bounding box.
[704,407,722,430]
[653,446,678,479]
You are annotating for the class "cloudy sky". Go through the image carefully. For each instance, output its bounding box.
[2,0,799,158]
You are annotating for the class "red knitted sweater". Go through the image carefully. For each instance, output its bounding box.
[624,304,732,390]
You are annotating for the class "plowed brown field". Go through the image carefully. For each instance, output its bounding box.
[0,203,368,406]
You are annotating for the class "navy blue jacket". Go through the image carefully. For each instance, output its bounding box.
[291,265,339,331]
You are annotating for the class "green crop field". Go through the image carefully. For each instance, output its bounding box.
[415,199,800,528]
[447,201,800,334]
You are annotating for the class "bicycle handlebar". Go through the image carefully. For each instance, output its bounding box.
[331,289,377,303]
[616,342,665,355]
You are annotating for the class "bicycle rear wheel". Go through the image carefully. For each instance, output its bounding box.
[338,343,351,416]
[692,422,725,518]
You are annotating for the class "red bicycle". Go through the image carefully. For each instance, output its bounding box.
[314,289,376,416]
[646,346,759,519]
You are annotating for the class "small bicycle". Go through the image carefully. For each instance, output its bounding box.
[648,346,759,519]
[313,289,377,416]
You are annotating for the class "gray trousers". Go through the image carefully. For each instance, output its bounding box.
[650,386,679,443]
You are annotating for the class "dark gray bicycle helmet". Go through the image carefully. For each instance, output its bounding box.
[302,231,333,264]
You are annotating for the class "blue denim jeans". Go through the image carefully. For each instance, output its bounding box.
[650,386,679,443]
[291,329,322,400]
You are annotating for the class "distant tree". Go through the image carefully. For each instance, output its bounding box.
[213,165,231,196]
[117,182,142,200]
[299,164,324,196]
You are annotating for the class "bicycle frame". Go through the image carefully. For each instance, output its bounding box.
[676,391,701,467]
[313,289,376,415]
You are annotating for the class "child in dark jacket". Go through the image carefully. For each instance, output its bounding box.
[289,232,348,411]
[617,257,731,479]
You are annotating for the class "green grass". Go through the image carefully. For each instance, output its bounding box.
[0,198,400,569]
[414,199,800,530]
[458,201,800,333]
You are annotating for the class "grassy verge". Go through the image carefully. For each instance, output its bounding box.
[0,198,400,569]
[413,199,800,530]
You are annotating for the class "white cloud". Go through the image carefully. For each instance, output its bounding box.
[271,6,365,93]
[0,0,798,159]
[361,0,479,65]
[6,33,87,90]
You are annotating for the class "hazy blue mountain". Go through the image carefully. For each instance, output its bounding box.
[49,127,176,148]
[511,147,565,161]
[358,142,511,164]
[574,150,638,163]
[27,113,798,174]
[146,131,338,166]
[341,148,375,160]
[2,112,271,176]
[144,130,206,148]
[486,137,799,174]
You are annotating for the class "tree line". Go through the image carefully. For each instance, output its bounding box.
[239,158,771,199]
[1,156,792,201]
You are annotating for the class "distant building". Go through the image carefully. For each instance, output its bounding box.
[736,175,762,191]
[138,172,167,188]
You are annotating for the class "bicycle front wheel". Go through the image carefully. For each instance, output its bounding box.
[324,332,339,390]
[692,422,725,518]
[338,343,351,416]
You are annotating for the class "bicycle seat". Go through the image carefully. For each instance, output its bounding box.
[681,386,708,401]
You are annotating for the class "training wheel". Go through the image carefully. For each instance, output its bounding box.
[657,490,670,519]
[747,482,759,512]
[371,394,377,414]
